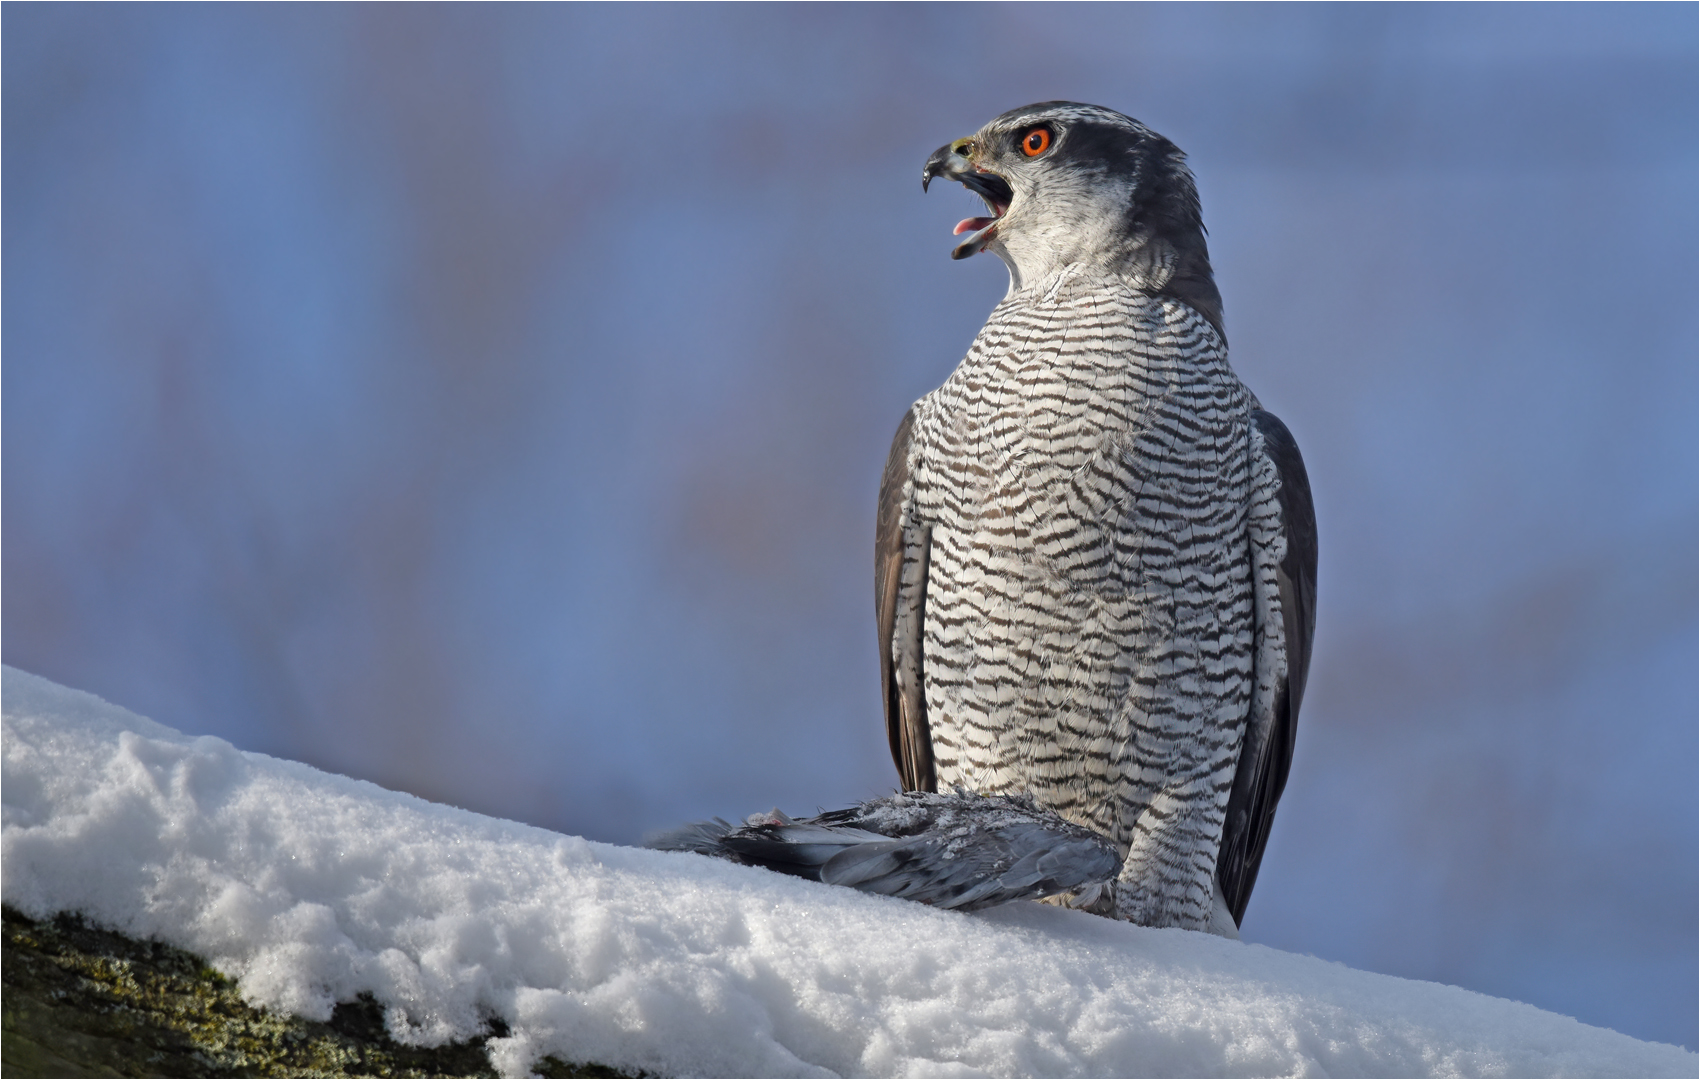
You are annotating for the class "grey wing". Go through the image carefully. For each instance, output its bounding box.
[819,824,1120,911]
[1217,408,1317,927]
[699,793,1123,911]
[876,407,935,793]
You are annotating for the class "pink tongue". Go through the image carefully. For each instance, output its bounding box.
[954,216,995,236]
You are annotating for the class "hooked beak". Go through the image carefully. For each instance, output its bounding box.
[922,139,1014,260]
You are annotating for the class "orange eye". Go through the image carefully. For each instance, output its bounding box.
[1021,127,1051,157]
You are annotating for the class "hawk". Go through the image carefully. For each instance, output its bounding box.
[877,102,1316,933]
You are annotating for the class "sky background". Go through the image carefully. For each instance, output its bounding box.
[5,2,1695,1051]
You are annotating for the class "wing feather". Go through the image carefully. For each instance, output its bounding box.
[876,408,935,792]
[1218,408,1316,926]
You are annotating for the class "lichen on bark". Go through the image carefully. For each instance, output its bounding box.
[1,905,628,1078]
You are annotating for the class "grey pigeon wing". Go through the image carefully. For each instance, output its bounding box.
[643,818,736,857]
[819,838,999,907]
[649,791,1121,912]
[818,798,1121,911]
[718,818,890,880]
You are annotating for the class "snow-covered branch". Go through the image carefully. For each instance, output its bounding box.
[3,667,1690,1078]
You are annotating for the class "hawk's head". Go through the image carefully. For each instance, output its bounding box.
[923,102,1221,335]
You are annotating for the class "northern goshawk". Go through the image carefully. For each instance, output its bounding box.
[876,102,1317,934]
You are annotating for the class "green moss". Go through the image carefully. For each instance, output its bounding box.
[2,906,630,1078]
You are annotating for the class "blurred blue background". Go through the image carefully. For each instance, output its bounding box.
[5,2,1694,1050]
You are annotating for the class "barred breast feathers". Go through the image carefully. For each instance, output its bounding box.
[893,281,1255,931]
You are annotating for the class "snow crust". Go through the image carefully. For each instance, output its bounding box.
[4,665,1693,1079]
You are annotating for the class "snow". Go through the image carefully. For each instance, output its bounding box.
[3,666,1692,1079]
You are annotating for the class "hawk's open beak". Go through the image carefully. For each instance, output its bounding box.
[923,140,1014,260]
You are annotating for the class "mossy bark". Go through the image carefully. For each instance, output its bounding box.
[2,906,629,1079]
